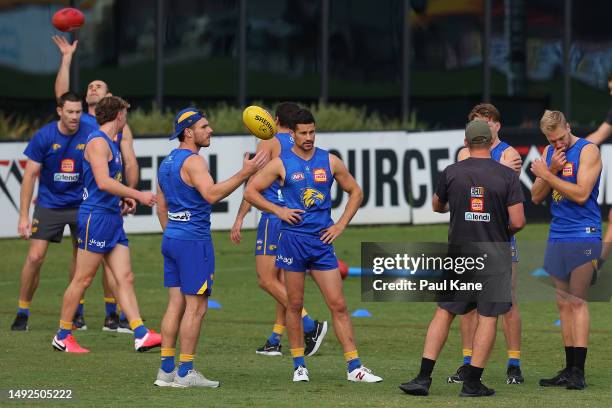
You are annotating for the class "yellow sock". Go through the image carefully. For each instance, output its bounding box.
[161,348,176,358]
[79,299,85,304]
[273,324,285,335]
[301,308,308,318]
[18,300,31,309]
[103,297,116,303]
[59,320,72,330]
[179,353,194,363]
[508,350,521,360]
[290,348,305,358]
[129,318,144,330]
[462,348,473,357]
[344,350,359,362]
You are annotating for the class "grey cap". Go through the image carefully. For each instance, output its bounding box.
[465,120,492,145]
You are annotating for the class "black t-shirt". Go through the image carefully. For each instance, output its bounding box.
[605,108,612,125]
[435,158,524,243]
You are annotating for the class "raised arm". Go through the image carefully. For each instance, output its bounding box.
[530,146,554,204]
[531,144,602,205]
[18,160,41,239]
[185,150,268,205]
[52,35,78,99]
[230,138,279,243]
[585,121,612,146]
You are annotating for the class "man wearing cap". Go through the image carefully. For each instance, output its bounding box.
[399,120,526,398]
[153,108,268,387]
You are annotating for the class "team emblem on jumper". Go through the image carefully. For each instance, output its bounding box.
[562,162,574,177]
[301,188,325,208]
[552,189,564,203]
[114,172,123,182]
[313,168,327,183]
[61,159,75,173]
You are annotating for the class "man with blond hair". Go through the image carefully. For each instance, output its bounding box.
[531,110,602,390]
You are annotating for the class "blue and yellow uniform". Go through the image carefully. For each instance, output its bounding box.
[275,147,337,272]
[491,141,519,262]
[543,138,602,280]
[77,130,128,253]
[158,149,214,295]
[23,120,96,242]
[255,133,294,256]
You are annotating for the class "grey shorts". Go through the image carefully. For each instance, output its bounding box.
[437,302,512,317]
[31,206,79,243]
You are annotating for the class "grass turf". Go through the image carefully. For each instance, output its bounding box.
[0,223,611,407]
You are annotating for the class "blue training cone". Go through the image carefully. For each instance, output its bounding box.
[352,309,372,318]
[208,300,222,309]
[531,268,549,277]
[554,319,561,326]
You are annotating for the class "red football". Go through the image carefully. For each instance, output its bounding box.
[52,8,85,32]
[338,259,349,280]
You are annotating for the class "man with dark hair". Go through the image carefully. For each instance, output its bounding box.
[231,102,327,357]
[400,120,525,397]
[10,92,97,331]
[449,103,525,385]
[153,107,268,387]
[52,96,161,353]
[53,35,139,332]
[245,108,382,383]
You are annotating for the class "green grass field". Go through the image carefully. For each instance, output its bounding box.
[1,223,611,407]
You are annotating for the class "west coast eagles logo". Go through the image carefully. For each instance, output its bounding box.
[301,188,325,208]
[552,189,564,203]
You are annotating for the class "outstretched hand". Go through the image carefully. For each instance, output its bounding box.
[52,35,78,56]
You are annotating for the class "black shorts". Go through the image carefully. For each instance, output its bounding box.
[437,302,512,317]
[31,206,78,243]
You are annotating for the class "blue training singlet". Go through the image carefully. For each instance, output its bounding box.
[279,147,334,235]
[158,149,212,240]
[80,130,123,214]
[261,133,295,212]
[491,141,511,162]
[545,138,601,239]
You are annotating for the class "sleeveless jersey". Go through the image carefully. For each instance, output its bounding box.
[491,141,511,162]
[262,133,294,212]
[279,147,334,235]
[545,138,601,238]
[80,130,123,214]
[158,149,212,240]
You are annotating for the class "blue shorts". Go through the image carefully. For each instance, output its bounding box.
[511,236,519,263]
[162,236,215,296]
[77,211,128,254]
[255,215,281,256]
[275,230,338,272]
[544,238,601,282]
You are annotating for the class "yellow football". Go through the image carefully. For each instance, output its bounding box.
[242,105,276,140]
